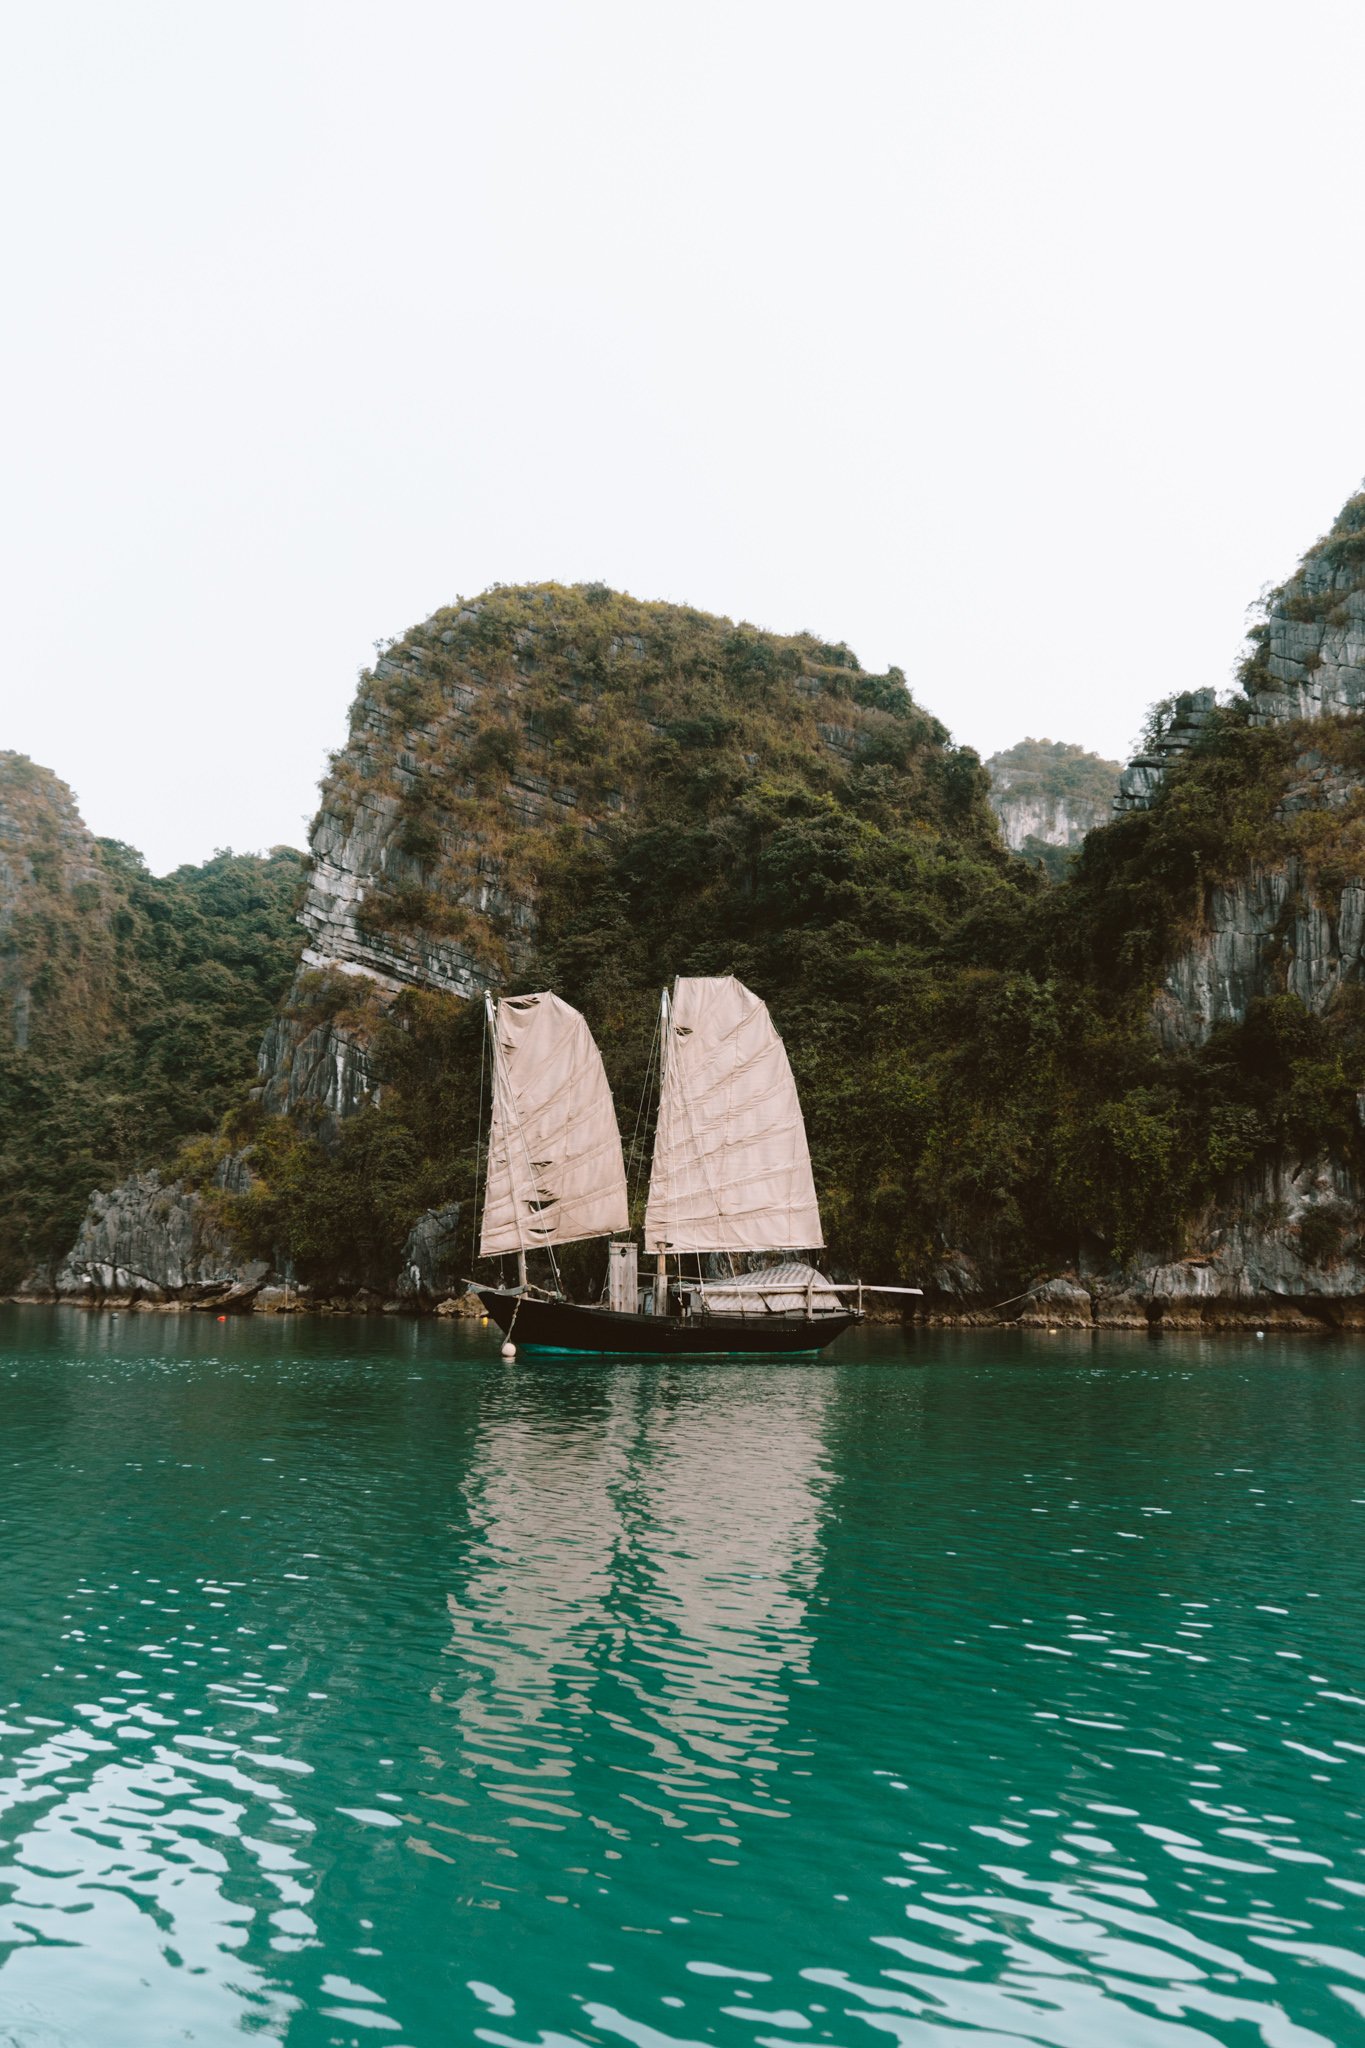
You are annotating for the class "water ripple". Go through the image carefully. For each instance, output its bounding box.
[1,1310,1363,2045]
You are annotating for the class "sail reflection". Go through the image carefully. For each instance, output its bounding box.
[434,1368,833,1877]
[439,1402,629,1817]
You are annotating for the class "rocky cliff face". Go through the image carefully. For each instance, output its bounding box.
[395,1202,465,1306]
[1155,856,1365,1051]
[291,602,598,1003]
[1016,488,1365,1322]
[1082,494,1365,1055]
[1111,496,1365,827]
[991,790,1097,850]
[252,969,387,1141]
[51,1168,267,1306]
[986,738,1120,856]
[1113,690,1221,812]
[1243,491,1365,723]
[1134,501,1365,1051]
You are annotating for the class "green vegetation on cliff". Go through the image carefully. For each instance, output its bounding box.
[1026,701,1365,1258]
[223,584,1036,1293]
[987,737,1122,807]
[13,492,1365,1305]
[230,547,1365,1300]
[322,583,991,985]
[0,753,304,1286]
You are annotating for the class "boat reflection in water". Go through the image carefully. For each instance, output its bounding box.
[436,1364,835,1890]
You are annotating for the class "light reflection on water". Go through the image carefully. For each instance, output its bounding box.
[0,1308,1363,2047]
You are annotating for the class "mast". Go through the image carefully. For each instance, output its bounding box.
[485,993,528,1292]
[654,985,670,1316]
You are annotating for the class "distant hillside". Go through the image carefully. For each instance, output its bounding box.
[0,752,304,1286]
[986,738,1121,876]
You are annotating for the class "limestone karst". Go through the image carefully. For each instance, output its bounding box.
[11,492,1365,1325]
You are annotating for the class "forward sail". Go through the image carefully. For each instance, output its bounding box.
[644,975,823,1254]
[479,992,628,1257]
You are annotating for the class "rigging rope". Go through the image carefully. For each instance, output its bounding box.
[625,1004,660,1218]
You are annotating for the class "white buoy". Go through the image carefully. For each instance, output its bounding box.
[501,1341,517,1360]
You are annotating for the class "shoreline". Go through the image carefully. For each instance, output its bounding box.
[6,1291,1365,1333]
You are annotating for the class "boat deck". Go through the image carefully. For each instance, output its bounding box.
[475,1287,856,1358]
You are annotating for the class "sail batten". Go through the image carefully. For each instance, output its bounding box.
[644,975,822,1253]
[479,992,628,1256]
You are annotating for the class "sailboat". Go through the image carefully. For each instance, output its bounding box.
[472,975,917,1357]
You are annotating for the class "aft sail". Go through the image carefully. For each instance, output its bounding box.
[479,992,628,1257]
[644,975,823,1254]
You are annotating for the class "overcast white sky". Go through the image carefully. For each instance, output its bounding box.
[4,1,1364,873]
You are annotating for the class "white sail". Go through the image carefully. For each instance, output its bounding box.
[644,976,823,1254]
[480,992,628,1256]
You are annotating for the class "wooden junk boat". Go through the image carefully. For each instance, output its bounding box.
[472,975,918,1359]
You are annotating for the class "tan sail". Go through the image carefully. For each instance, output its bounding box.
[644,976,823,1254]
[480,992,628,1257]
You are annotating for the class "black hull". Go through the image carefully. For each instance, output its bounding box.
[474,1288,856,1358]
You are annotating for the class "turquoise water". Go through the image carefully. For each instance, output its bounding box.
[1,1311,1364,2047]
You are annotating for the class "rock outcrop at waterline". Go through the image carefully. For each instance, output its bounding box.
[1022,1158,1365,1331]
[34,1166,472,1316]
[920,1157,1365,1331]
[49,1169,268,1307]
